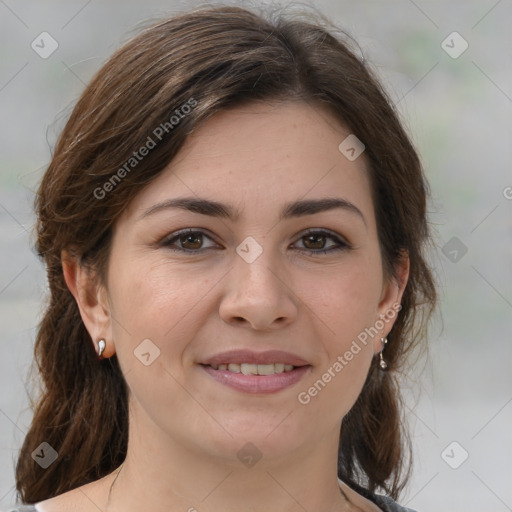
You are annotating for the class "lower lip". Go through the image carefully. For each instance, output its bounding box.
[201,365,310,394]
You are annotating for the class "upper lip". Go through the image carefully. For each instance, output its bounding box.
[200,349,310,367]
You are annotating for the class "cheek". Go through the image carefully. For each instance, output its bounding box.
[309,258,383,347]
[112,254,201,317]
[106,255,208,420]
[107,254,212,361]
[296,257,381,413]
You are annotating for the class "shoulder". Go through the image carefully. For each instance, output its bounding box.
[0,506,38,512]
[28,488,92,512]
[340,478,419,512]
[372,493,419,512]
[16,470,117,512]
[0,503,63,512]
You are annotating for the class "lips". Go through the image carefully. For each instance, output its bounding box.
[201,349,310,367]
[199,349,311,394]
[210,362,295,375]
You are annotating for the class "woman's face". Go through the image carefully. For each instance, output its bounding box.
[90,101,407,467]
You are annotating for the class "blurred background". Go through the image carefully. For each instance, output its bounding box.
[0,0,511,510]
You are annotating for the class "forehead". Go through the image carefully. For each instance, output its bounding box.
[123,101,374,223]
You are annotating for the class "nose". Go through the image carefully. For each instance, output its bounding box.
[218,245,298,331]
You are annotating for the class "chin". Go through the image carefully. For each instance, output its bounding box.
[198,413,309,462]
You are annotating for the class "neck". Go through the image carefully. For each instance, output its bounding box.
[104,403,351,512]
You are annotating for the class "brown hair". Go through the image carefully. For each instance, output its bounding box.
[16,3,437,503]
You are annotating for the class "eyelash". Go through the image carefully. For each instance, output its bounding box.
[160,228,352,256]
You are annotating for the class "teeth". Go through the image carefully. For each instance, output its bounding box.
[209,362,297,375]
[241,363,258,375]
[257,364,275,376]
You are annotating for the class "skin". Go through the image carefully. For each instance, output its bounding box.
[43,101,409,512]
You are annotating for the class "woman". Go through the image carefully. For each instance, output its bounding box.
[10,4,437,512]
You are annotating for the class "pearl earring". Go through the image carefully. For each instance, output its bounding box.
[379,337,388,370]
[97,339,106,358]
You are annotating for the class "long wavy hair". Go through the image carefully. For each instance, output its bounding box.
[16,3,437,503]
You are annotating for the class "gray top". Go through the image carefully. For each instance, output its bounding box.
[2,497,418,512]
[3,507,38,512]
[374,495,418,512]
[348,480,418,512]
[4,479,418,512]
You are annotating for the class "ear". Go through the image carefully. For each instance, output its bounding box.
[373,249,410,353]
[61,249,115,358]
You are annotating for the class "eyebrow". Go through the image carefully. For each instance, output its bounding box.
[138,196,366,226]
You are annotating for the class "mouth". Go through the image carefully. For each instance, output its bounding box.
[204,362,298,375]
[198,350,311,394]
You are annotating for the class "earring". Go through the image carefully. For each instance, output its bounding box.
[97,339,106,358]
[379,337,388,370]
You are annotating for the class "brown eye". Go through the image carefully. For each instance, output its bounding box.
[293,229,351,255]
[161,229,218,252]
[161,228,350,255]
[179,232,203,250]
[302,233,327,250]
